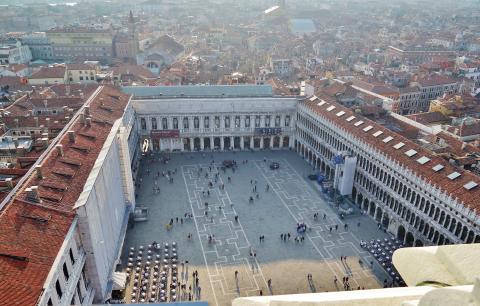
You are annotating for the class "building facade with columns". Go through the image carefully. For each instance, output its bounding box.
[126,85,297,153]
[295,95,480,248]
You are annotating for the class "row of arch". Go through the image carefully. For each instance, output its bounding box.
[294,109,480,246]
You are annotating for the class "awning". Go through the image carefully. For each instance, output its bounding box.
[112,272,128,290]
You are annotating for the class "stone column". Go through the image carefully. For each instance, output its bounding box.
[200,138,204,150]
[190,138,194,151]
[210,136,214,150]
[260,137,264,149]
[280,136,284,148]
[270,137,274,148]
[240,136,244,149]
[220,137,224,150]
[230,136,234,150]
[250,137,254,149]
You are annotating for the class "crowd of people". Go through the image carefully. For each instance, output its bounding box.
[128,153,402,303]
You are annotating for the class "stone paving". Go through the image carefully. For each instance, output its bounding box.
[123,150,391,306]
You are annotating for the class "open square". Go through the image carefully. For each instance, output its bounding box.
[123,150,392,305]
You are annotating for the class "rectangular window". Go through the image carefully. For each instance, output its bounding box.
[285,115,290,127]
[183,117,189,129]
[265,115,271,127]
[235,116,240,128]
[194,117,199,129]
[224,116,230,128]
[173,117,178,129]
[204,117,209,129]
[215,116,220,128]
[255,116,260,128]
[63,262,69,281]
[162,118,168,129]
[275,115,281,127]
[245,116,250,128]
[56,280,63,300]
[69,249,75,265]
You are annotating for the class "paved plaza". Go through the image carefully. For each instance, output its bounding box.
[123,150,392,305]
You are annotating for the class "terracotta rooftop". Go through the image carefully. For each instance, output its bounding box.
[302,95,480,214]
[406,112,450,125]
[417,74,458,87]
[112,64,156,80]
[29,67,66,80]
[0,85,131,305]
[66,63,96,71]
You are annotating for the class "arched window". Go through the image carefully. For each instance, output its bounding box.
[194,117,199,129]
[140,118,146,130]
[151,117,157,130]
[183,117,189,129]
[173,117,178,129]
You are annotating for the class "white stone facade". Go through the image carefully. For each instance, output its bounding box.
[295,102,480,248]
[133,97,297,152]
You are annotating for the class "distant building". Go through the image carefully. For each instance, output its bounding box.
[47,27,114,64]
[21,32,53,61]
[387,46,456,64]
[113,11,139,63]
[0,41,32,65]
[136,35,185,75]
[415,75,460,103]
[269,56,293,77]
[66,63,97,84]
[28,66,66,85]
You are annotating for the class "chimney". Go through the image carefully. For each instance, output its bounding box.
[86,117,92,127]
[84,106,90,116]
[56,144,64,157]
[35,165,43,179]
[26,186,40,202]
[68,130,75,142]
[34,116,39,127]
[5,178,13,189]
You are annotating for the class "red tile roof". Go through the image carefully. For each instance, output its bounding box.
[302,95,480,214]
[29,67,66,80]
[0,85,131,305]
[417,74,457,87]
